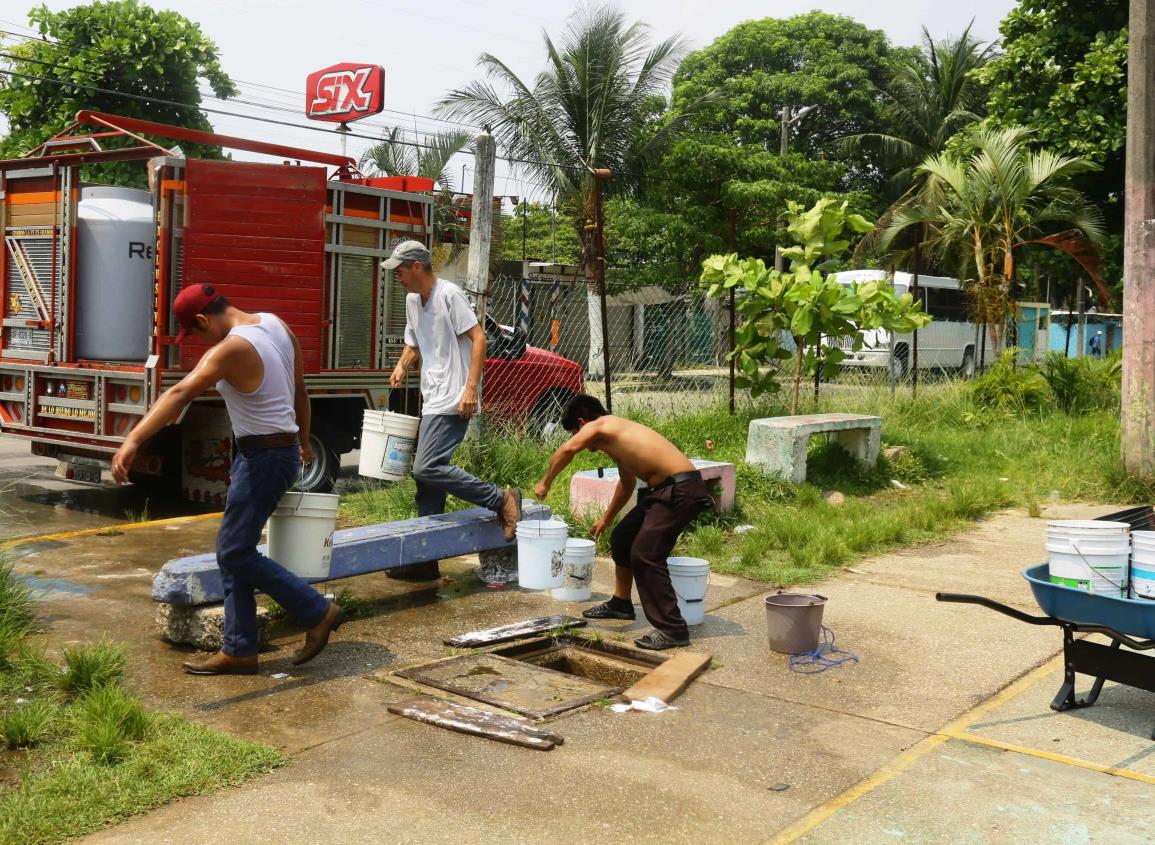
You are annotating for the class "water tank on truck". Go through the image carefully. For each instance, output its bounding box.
[74,186,155,362]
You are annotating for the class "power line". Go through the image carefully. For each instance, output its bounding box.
[0,25,485,133]
[0,66,579,171]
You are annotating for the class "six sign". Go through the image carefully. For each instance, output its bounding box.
[305,63,385,123]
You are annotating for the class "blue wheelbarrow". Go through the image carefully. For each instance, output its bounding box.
[937,506,1155,739]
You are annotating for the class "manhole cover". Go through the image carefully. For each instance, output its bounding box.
[396,653,619,719]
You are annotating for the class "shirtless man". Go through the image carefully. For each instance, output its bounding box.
[534,395,713,650]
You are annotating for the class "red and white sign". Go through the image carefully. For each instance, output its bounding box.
[305,63,385,123]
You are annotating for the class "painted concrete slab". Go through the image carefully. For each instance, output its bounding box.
[799,739,1155,845]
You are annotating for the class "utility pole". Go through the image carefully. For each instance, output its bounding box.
[467,129,496,427]
[729,208,737,415]
[1076,278,1086,357]
[592,168,613,412]
[775,104,818,272]
[1123,0,1155,474]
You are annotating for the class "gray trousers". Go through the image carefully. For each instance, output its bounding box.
[413,413,504,517]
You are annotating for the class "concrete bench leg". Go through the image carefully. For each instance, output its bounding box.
[156,603,270,652]
[833,427,881,468]
[478,547,518,585]
[789,434,810,484]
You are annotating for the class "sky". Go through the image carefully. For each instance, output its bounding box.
[0,0,1018,201]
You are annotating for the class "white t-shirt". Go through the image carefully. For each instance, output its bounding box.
[403,278,479,416]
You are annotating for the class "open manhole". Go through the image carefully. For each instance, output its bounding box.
[395,636,665,719]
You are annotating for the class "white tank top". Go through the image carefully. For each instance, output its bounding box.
[216,314,299,438]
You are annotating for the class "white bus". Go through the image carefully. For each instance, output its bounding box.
[830,270,993,378]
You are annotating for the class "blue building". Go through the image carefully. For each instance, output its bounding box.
[1047,312,1123,357]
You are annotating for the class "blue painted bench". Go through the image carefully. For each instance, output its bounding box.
[152,503,550,606]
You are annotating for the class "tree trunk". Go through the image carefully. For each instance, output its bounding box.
[791,337,804,415]
[579,223,606,379]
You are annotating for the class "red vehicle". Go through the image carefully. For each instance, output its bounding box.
[0,112,582,500]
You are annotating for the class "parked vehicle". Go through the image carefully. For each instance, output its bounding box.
[829,269,995,378]
[0,112,580,502]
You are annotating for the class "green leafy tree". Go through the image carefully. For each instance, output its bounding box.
[976,0,1127,288]
[842,24,995,197]
[882,127,1105,344]
[672,12,907,190]
[701,198,930,413]
[500,203,581,265]
[437,5,690,377]
[0,0,236,187]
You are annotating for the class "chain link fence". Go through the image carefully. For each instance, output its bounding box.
[472,263,1056,432]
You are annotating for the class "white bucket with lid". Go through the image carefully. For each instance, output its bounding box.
[551,539,597,601]
[1130,531,1155,599]
[668,556,710,626]
[359,410,420,481]
[1046,520,1129,597]
[516,519,569,590]
[267,491,339,579]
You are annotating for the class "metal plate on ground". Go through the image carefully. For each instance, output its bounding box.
[395,653,617,719]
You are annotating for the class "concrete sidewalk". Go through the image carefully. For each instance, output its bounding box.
[9,502,1152,844]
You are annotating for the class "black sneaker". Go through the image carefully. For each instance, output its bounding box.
[582,600,636,620]
[634,630,690,651]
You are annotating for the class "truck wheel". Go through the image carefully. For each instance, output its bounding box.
[296,430,340,493]
[889,345,910,381]
[528,388,576,437]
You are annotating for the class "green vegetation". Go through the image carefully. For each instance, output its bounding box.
[0,563,285,844]
[341,382,1137,589]
[0,0,236,187]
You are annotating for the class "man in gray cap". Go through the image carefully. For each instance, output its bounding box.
[385,240,522,579]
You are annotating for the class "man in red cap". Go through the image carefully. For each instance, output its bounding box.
[112,284,344,675]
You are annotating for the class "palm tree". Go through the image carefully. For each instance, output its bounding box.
[881,126,1105,348]
[435,4,689,377]
[844,24,996,195]
[359,128,474,255]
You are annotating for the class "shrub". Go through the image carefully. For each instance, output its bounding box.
[1041,351,1120,414]
[970,350,1051,414]
[0,561,36,668]
[0,699,59,748]
[59,639,127,696]
[76,684,149,765]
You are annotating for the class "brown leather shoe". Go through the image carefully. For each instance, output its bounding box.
[182,651,258,676]
[499,487,522,542]
[292,602,347,666]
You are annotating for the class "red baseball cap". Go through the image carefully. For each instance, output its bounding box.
[173,284,222,344]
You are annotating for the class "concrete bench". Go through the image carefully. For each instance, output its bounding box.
[746,414,881,484]
[153,502,550,606]
[569,459,736,518]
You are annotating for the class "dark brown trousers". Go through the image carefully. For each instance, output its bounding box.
[610,477,712,639]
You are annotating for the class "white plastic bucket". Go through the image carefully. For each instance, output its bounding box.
[668,556,710,626]
[267,491,339,579]
[551,539,597,601]
[1047,541,1128,598]
[1130,535,1155,598]
[358,410,420,481]
[516,519,569,590]
[1047,520,1131,533]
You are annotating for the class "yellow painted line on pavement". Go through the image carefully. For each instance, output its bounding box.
[763,653,1065,845]
[947,731,1155,786]
[0,512,221,553]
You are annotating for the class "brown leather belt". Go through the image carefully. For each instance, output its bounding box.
[235,432,299,451]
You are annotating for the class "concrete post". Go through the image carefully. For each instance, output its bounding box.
[1123,0,1155,474]
[466,130,496,430]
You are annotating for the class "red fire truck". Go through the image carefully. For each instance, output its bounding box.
[0,112,582,503]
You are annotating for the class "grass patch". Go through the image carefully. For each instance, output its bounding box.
[0,563,287,843]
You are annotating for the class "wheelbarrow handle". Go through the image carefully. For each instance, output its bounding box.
[935,592,1060,627]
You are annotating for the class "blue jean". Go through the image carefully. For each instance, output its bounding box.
[412,413,504,516]
[216,446,329,657]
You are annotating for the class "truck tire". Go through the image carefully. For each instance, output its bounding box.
[889,345,910,381]
[960,347,976,379]
[296,429,340,494]
[528,388,576,437]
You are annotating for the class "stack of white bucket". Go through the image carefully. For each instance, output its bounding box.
[1047,520,1130,598]
[1130,531,1155,599]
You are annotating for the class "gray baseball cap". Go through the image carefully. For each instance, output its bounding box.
[382,239,432,270]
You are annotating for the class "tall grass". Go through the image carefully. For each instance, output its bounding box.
[58,639,127,695]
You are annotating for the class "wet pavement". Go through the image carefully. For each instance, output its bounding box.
[3,433,1153,845]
